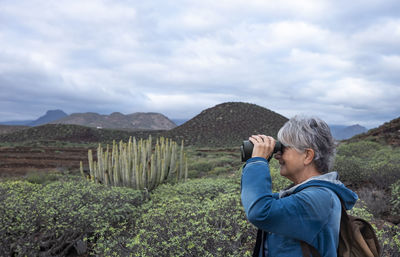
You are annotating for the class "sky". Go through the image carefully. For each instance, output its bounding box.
[0,0,399,128]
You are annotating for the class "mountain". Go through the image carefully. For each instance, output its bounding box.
[171,118,189,126]
[51,112,177,130]
[346,116,400,146]
[28,110,68,126]
[329,124,368,140]
[164,102,288,147]
[0,110,68,126]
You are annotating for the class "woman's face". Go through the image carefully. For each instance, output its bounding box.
[274,146,306,182]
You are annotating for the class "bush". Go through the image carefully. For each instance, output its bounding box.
[356,187,391,219]
[390,180,400,216]
[188,155,241,178]
[334,141,400,188]
[0,179,145,256]
[24,170,62,185]
[107,178,255,256]
[374,221,400,257]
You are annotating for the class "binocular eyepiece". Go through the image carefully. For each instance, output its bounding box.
[240,140,283,162]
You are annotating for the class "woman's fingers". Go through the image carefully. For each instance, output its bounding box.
[249,135,275,159]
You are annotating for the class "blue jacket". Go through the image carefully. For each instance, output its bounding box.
[241,157,358,257]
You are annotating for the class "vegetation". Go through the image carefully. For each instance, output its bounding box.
[0,124,160,145]
[0,178,146,256]
[117,179,254,257]
[86,136,187,191]
[185,147,242,178]
[0,136,399,256]
[164,102,288,147]
[334,140,400,189]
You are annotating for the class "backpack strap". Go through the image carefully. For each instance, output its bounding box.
[253,229,266,257]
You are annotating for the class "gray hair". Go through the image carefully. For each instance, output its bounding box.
[277,115,336,173]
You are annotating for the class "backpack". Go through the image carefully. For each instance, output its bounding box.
[300,201,381,257]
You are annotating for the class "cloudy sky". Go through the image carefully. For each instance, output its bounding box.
[1,0,399,128]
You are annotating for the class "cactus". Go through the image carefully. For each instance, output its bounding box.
[84,136,187,191]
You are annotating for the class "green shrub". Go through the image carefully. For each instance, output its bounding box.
[334,141,400,188]
[374,221,400,257]
[348,200,374,220]
[269,159,291,192]
[209,166,232,177]
[103,178,255,256]
[189,160,215,175]
[390,180,400,216]
[186,148,242,179]
[0,179,145,256]
[24,171,62,185]
[188,157,241,178]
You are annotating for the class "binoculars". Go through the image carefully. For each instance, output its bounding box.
[240,140,283,162]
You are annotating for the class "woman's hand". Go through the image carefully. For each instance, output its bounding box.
[248,135,276,160]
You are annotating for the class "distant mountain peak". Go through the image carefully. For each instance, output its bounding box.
[46,109,66,115]
[329,124,367,140]
[28,110,68,126]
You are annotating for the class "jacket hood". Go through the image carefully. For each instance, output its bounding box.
[279,171,358,210]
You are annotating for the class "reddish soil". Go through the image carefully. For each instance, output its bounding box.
[0,146,95,177]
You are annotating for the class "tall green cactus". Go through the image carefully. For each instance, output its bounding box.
[86,136,187,191]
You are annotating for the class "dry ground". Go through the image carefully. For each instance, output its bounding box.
[0,146,93,177]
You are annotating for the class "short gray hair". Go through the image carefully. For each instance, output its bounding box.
[277,115,336,173]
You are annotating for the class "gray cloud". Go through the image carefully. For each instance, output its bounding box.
[0,0,399,128]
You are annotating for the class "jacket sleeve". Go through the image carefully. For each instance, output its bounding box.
[241,157,334,243]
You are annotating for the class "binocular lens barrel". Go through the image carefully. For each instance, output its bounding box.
[240,140,283,162]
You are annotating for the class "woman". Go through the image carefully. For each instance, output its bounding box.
[241,116,358,257]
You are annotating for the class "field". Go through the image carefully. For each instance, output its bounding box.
[0,138,399,257]
[0,145,92,177]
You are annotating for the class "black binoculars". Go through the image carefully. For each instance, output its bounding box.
[240,140,283,162]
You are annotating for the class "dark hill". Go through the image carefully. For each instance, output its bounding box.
[346,116,400,146]
[0,124,159,144]
[0,125,29,135]
[164,102,288,147]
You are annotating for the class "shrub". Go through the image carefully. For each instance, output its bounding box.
[0,179,145,256]
[374,221,400,257]
[390,180,400,216]
[334,141,400,188]
[188,160,215,176]
[269,159,291,192]
[356,186,391,219]
[188,157,241,178]
[24,171,62,185]
[348,199,374,221]
[209,166,232,177]
[105,178,255,256]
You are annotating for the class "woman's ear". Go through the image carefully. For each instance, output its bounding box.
[303,148,314,165]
